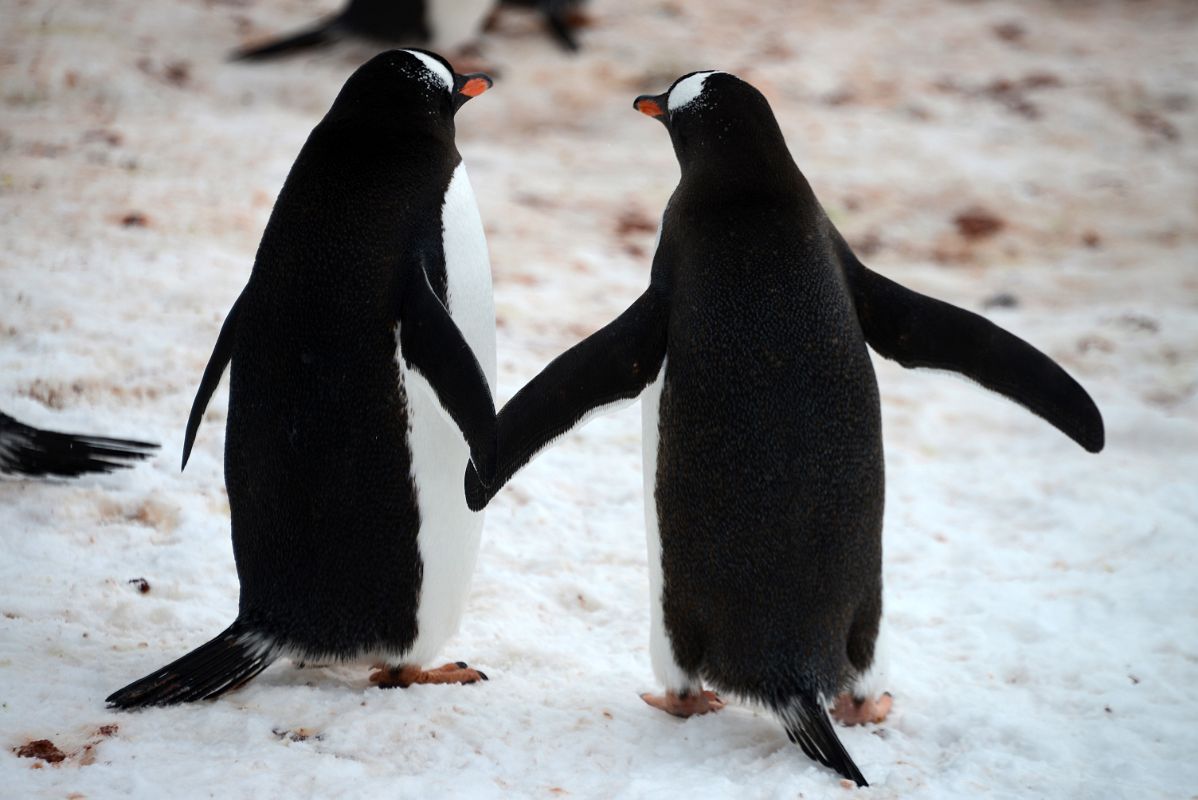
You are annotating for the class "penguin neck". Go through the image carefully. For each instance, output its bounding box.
[317,112,457,158]
[676,144,815,208]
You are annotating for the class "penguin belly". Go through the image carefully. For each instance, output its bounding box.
[427,0,496,51]
[640,357,698,693]
[397,162,495,667]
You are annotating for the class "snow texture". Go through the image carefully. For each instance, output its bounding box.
[2,0,1197,797]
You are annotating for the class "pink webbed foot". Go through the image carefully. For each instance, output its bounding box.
[640,689,726,718]
[830,691,893,725]
[370,661,489,689]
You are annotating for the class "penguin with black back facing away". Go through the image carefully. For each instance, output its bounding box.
[464,71,1104,785]
[0,411,157,478]
[106,50,499,708]
[231,0,494,62]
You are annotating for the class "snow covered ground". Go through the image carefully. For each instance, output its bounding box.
[2,0,1197,796]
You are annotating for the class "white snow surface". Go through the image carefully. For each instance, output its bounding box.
[2,0,1197,797]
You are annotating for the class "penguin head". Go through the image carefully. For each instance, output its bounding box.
[327,49,492,127]
[634,71,794,178]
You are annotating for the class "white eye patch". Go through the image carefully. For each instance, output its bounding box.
[404,50,453,94]
[668,71,721,113]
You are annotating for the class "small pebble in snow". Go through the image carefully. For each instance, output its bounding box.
[993,21,1026,44]
[954,207,1006,240]
[15,739,66,763]
[615,209,657,237]
[982,292,1019,310]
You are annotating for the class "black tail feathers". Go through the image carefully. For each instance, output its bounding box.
[106,623,277,709]
[778,691,868,787]
[230,21,340,62]
[0,412,158,478]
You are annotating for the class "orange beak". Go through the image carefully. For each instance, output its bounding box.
[459,76,491,98]
[452,72,493,112]
[635,96,665,119]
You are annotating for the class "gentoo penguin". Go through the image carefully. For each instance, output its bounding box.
[107,50,499,708]
[0,410,157,478]
[492,0,589,51]
[232,0,493,62]
[465,71,1104,785]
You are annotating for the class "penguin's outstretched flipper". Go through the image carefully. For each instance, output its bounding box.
[106,623,276,709]
[464,286,669,511]
[0,412,158,478]
[230,19,343,62]
[838,239,1104,454]
[778,692,869,787]
[182,291,243,470]
[399,265,497,485]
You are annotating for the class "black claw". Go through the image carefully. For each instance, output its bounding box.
[455,661,468,669]
[476,671,489,681]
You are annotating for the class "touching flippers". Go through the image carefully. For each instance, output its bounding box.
[182,291,243,470]
[106,623,276,709]
[0,412,158,478]
[838,239,1104,453]
[464,286,670,511]
[778,692,869,787]
[230,19,341,62]
[399,266,497,484]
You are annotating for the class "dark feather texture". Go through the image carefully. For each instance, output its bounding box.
[780,692,869,787]
[109,51,495,707]
[106,623,274,708]
[0,411,157,478]
[470,70,1103,784]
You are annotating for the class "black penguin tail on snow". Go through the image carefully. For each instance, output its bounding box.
[106,623,277,709]
[230,18,341,62]
[776,691,868,787]
[0,413,158,478]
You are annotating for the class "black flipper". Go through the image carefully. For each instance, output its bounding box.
[399,266,497,485]
[230,18,341,62]
[464,286,670,512]
[838,241,1104,453]
[778,692,868,787]
[0,412,158,478]
[182,291,243,471]
[105,622,276,709]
